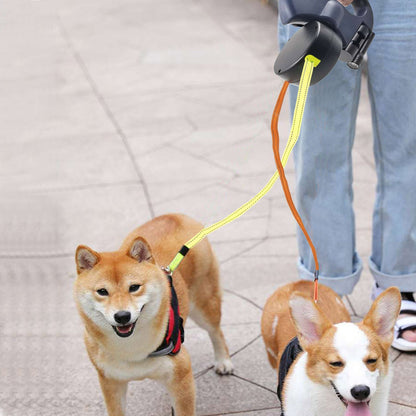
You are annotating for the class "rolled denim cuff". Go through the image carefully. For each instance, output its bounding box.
[369,257,416,292]
[297,255,363,296]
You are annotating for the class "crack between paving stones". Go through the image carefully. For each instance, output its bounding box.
[392,352,402,363]
[195,0,274,72]
[231,373,277,395]
[153,183,220,205]
[0,252,73,259]
[212,237,265,244]
[169,143,238,175]
[57,19,155,219]
[223,289,263,311]
[388,400,416,409]
[104,77,273,100]
[200,404,280,416]
[230,334,262,357]
[29,179,141,194]
[220,238,268,265]
[219,182,276,199]
[194,334,262,379]
[245,254,297,258]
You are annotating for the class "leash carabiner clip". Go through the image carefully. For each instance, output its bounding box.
[161,266,172,277]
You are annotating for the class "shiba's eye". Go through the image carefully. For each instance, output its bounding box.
[96,288,109,296]
[129,284,141,293]
[366,358,377,364]
[329,361,344,368]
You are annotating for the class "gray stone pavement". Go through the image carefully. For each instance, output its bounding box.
[0,0,415,415]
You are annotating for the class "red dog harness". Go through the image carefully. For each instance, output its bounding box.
[148,272,184,357]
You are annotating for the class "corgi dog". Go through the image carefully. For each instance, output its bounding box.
[74,214,233,416]
[261,281,401,416]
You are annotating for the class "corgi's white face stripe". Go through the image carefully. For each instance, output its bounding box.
[332,323,379,402]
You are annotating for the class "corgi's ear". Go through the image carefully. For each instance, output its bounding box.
[362,287,401,345]
[289,292,332,349]
[76,245,100,274]
[128,237,155,264]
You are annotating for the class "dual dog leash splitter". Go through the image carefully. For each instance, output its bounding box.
[166,0,376,304]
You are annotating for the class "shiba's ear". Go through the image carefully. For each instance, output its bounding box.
[362,287,401,345]
[76,245,100,274]
[128,237,155,264]
[289,292,332,349]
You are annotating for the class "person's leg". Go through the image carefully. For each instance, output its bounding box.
[278,22,362,296]
[367,0,416,343]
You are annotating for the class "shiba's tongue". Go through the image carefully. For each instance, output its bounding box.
[345,401,371,416]
[117,324,133,333]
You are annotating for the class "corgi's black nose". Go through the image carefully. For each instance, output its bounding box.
[351,385,370,401]
[114,311,131,325]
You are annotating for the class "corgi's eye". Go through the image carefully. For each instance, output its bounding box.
[366,358,377,364]
[96,288,109,296]
[129,284,141,293]
[329,361,344,368]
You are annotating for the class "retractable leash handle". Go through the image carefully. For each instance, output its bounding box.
[273,0,375,301]
[275,0,375,84]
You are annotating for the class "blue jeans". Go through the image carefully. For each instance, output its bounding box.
[279,0,416,295]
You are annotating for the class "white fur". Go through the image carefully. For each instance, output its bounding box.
[284,354,346,416]
[283,324,391,416]
[79,280,171,381]
[332,323,378,402]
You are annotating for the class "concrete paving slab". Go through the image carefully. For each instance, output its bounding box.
[212,239,266,264]
[196,371,277,416]
[0,184,151,256]
[52,184,151,253]
[1,133,138,192]
[388,402,416,416]
[223,409,280,416]
[389,352,416,407]
[221,256,297,309]
[186,323,260,375]
[231,336,278,393]
[175,120,267,158]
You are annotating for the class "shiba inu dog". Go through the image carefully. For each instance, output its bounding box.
[261,281,401,416]
[74,214,233,416]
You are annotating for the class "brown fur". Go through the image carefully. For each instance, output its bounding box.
[261,281,350,371]
[74,214,232,416]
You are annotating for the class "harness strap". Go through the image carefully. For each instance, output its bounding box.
[149,272,184,358]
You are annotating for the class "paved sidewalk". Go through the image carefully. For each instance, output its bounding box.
[0,0,415,415]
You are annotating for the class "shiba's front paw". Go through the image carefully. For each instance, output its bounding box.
[214,358,234,375]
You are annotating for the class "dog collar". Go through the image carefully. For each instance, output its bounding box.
[148,269,184,358]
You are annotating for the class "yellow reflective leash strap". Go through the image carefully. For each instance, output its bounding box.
[167,55,319,273]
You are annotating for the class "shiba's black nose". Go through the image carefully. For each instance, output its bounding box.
[114,311,131,325]
[351,385,370,401]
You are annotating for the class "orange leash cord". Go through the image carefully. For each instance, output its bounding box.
[271,81,320,302]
